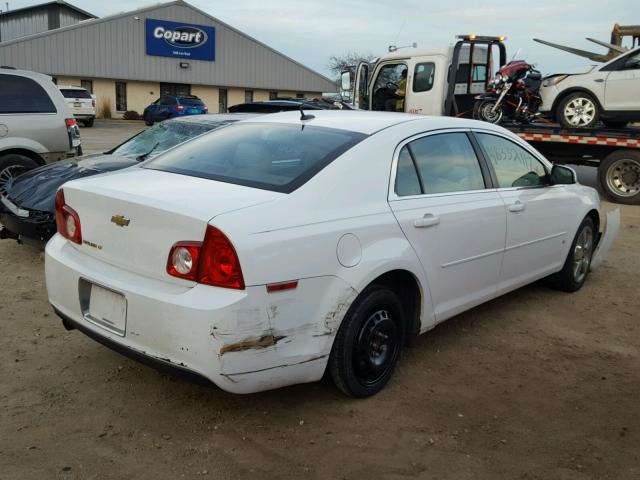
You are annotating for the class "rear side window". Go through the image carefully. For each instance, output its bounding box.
[413,63,435,92]
[396,133,485,195]
[476,133,548,188]
[60,89,92,99]
[145,123,366,193]
[0,74,56,114]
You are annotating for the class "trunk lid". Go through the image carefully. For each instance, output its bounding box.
[61,167,282,283]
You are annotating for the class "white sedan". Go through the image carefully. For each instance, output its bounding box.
[45,111,618,397]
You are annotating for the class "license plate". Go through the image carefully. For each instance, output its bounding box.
[187,109,199,114]
[85,284,127,336]
[74,102,82,107]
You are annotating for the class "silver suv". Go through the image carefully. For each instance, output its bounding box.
[0,67,81,189]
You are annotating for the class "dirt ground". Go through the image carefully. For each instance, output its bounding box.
[0,120,639,479]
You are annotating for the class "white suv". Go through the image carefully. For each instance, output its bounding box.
[540,46,640,129]
[0,68,81,188]
[59,85,96,127]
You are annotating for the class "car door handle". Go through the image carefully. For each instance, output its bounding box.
[508,201,526,213]
[594,78,604,83]
[414,214,440,228]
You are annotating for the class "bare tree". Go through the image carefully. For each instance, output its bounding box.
[327,51,376,79]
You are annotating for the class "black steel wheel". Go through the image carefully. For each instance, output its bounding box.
[329,287,404,397]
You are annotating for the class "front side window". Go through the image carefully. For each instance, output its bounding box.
[0,74,56,114]
[396,133,485,195]
[622,51,640,70]
[413,63,435,92]
[144,123,366,193]
[477,133,548,188]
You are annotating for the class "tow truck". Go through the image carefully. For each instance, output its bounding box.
[341,35,640,204]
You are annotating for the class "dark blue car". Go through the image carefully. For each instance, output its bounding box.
[142,95,208,125]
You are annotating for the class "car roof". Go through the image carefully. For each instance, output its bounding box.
[0,67,54,82]
[168,113,259,125]
[238,110,506,135]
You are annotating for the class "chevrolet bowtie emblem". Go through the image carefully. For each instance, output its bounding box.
[110,215,130,227]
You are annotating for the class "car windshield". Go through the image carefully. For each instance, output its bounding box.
[60,89,92,99]
[179,97,204,106]
[111,121,223,159]
[143,123,366,193]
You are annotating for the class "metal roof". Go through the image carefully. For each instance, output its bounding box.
[0,1,96,19]
[0,1,336,92]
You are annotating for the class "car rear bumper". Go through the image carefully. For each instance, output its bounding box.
[0,209,54,244]
[45,234,356,393]
[73,114,95,120]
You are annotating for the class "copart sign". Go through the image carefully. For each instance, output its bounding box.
[145,18,215,61]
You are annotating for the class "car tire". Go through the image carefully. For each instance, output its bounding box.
[0,154,39,189]
[547,216,596,292]
[328,286,405,398]
[602,120,629,129]
[557,92,600,128]
[83,118,94,128]
[598,150,640,205]
[144,112,154,126]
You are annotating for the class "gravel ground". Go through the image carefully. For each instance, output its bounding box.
[0,120,638,479]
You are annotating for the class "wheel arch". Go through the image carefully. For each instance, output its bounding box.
[551,87,604,118]
[0,148,45,166]
[357,268,426,344]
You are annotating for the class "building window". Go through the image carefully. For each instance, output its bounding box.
[244,90,253,103]
[269,91,277,100]
[219,88,227,113]
[81,79,93,94]
[115,82,127,111]
[296,93,305,99]
[160,83,191,97]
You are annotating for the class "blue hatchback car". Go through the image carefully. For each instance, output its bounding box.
[142,95,208,125]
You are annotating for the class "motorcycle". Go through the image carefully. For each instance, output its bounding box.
[473,60,543,124]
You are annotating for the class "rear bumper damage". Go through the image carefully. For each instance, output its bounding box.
[45,234,357,394]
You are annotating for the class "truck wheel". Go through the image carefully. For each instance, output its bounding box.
[599,150,640,205]
[328,286,404,398]
[557,93,599,128]
[602,120,628,129]
[546,216,595,292]
[0,154,38,190]
[473,99,503,124]
[83,118,94,128]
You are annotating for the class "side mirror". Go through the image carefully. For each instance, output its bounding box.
[550,164,577,185]
[341,71,352,92]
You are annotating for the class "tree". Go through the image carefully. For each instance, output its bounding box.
[327,51,376,79]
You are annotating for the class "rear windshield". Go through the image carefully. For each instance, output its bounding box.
[60,89,92,99]
[143,123,366,193]
[179,97,204,106]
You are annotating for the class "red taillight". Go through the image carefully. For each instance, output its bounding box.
[203,107,208,113]
[55,189,82,244]
[175,105,185,111]
[166,226,244,289]
[65,118,77,128]
[167,242,201,281]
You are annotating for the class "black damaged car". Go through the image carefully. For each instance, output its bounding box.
[0,114,255,245]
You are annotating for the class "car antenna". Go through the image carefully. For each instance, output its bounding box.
[299,104,315,121]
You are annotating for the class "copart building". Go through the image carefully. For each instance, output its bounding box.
[0,0,336,117]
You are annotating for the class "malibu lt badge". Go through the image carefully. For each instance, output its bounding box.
[111,215,130,227]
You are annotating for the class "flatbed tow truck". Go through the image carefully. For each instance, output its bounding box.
[341,35,640,204]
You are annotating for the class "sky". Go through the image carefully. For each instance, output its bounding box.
[5,0,638,78]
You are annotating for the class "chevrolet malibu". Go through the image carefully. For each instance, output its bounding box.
[45,111,619,397]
